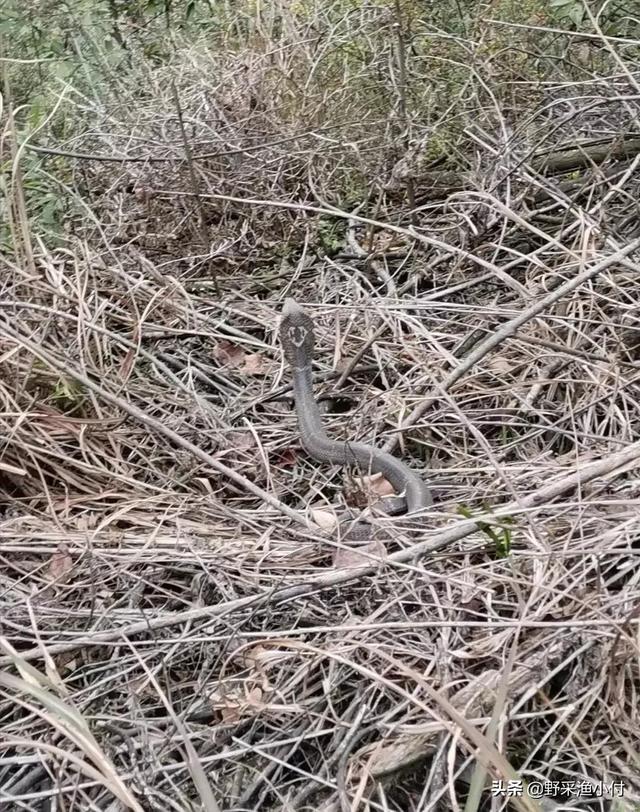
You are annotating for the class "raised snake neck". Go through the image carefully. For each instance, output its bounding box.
[279,298,433,517]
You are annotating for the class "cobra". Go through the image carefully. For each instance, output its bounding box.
[279,298,432,526]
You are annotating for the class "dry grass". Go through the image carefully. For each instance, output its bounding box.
[1,4,640,811]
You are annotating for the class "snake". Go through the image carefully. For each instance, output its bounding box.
[279,298,432,528]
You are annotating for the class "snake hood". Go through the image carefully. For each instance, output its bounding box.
[280,298,315,371]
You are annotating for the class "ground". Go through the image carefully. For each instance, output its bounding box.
[1,2,640,810]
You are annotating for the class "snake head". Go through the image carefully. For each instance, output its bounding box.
[280,298,315,369]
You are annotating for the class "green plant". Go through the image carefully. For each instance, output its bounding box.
[457,504,515,558]
[317,217,345,254]
[549,0,585,27]
[51,376,86,413]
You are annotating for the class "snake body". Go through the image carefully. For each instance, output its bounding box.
[279,299,432,518]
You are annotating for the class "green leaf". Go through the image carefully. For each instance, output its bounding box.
[28,95,49,129]
[40,198,60,228]
[52,61,73,80]
[568,5,585,26]
[456,504,515,558]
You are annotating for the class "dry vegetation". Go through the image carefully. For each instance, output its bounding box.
[1,1,640,810]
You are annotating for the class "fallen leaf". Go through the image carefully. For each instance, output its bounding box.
[210,683,265,723]
[55,653,77,674]
[193,477,215,494]
[75,514,97,531]
[235,644,269,670]
[333,539,386,569]
[487,357,513,375]
[221,431,256,453]
[356,472,397,499]
[309,508,340,531]
[239,353,268,375]
[47,544,73,583]
[213,340,245,366]
[213,341,268,375]
[370,232,405,253]
[275,446,298,467]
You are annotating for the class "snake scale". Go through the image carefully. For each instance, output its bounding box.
[279,299,432,533]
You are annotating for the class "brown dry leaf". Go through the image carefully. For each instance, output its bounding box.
[486,357,513,375]
[193,477,215,495]
[309,508,340,531]
[239,353,268,375]
[333,539,386,569]
[213,340,245,366]
[55,653,77,674]
[213,341,268,375]
[75,513,97,531]
[210,684,265,723]
[219,697,242,723]
[226,430,256,451]
[230,644,284,693]
[235,643,269,670]
[275,446,298,467]
[370,231,405,253]
[232,644,297,676]
[47,544,73,583]
[356,472,397,499]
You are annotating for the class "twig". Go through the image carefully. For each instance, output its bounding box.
[0,315,305,525]
[382,237,640,453]
[2,437,639,666]
[171,80,221,297]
